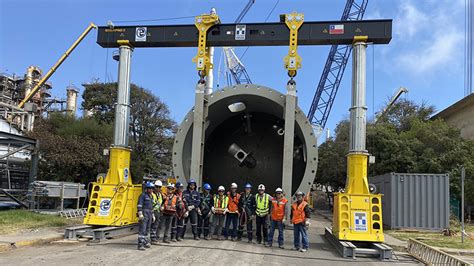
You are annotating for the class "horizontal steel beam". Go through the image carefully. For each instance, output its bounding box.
[97,19,392,48]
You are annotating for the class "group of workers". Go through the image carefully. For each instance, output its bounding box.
[137,179,311,253]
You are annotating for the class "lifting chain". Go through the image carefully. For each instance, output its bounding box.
[283,12,304,82]
[192,12,220,83]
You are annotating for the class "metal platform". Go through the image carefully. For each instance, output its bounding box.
[324,227,392,260]
[64,224,139,242]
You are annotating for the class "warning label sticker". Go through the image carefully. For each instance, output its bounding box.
[98,198,112,217]
[354,212,367,232]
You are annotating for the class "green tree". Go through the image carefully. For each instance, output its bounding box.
[82,82,176,180]
[28,114,112,184]
[316,99,474,205]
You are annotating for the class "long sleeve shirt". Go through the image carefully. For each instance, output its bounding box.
[137,192,154,212]
[183,189,201,208]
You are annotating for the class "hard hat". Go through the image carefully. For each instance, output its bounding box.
[203,183,211,190]
[218,186,225,192]
[176,181,184,188]
[295,191,305,196]
[230,183,238,189]
[258,184,265,191]
[275,188,283,193]
[145,182,154,189]
[167,183,175,189]
[155,180,163,187]
[244,183,252,189]
[188,179,196,185]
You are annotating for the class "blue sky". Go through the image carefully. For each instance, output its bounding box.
[0,0,466,143]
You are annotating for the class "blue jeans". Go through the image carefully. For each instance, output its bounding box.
[268,220,284,246]
[224,213,238,238]
[293,223,308,249]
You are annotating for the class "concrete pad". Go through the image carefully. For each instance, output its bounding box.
[0,213,421,265]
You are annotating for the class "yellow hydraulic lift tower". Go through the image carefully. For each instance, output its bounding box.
[83,41,142,226]
[331,38,384,242]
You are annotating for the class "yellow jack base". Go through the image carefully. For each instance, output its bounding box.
[83,182,142,226]
[332,192,384,242]
[83,147,142,226]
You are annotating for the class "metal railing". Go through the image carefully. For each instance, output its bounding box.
[407,238,472,265]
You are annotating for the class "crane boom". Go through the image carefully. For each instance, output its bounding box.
[307,0,368,133]
[18,23,97,108]
[374,87,408,124]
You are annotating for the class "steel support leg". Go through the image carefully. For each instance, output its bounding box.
[282,82,297,200]
[190,82,207,188]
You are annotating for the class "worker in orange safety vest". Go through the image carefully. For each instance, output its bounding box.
[291,191,311,253]
[266,187,288,248]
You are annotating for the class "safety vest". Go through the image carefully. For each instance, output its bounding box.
[213,195,229,215]
[291,201,308,224]
[271,197,288,221]
[162,194,177,215]
[152,192,163,211]
[227,192,241,213]
[255,193,270,217]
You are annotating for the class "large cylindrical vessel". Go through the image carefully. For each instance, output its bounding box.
[172,84,318,195]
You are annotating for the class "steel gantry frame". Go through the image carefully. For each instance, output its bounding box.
[307,0,368,133]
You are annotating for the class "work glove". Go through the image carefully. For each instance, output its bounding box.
[211,206,215,214]
[188,205,195,211]
[138,211,144,221]
[152,214,156,223]
[184,211,189,218]
[223,208,228,215]
[305,220,311,229]
[160,206,164,212]
[197,208,202,216]
[282,218,287,225]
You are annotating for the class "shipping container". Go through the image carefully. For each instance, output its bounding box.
[369,173,449,230]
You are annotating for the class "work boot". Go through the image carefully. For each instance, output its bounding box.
[204,235,211,240]
[176,237,182,242]
[236,237,242,241]
[248,239,253,244]
[218,235,224,241]
[163,238,170,244]
[138,245,146,251]
[231,237,236,242]
[279,245,284,249]
[151,239,159,245]
[292,247,300,251]
[257,240,261,244]
[265,243,272,247]
[194,235,200,240]
[224,236,229,241]
[300,248,307,253]
[171,238,177,242]
[144,243,151,248]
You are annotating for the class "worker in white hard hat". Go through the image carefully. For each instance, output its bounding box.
[159,183,179,243]
[224,182,241,241]
[291,191,311,252]
[266,188,288,248]
[150,180,163,244]
[255,184,272,245]
[211,185,228,240]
